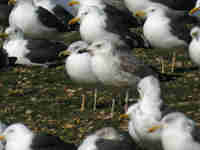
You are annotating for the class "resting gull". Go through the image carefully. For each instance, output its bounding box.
[0,27,68,67]
[136,6,197,72]
[0,123,77,150]
[78,127,137,150]
[148,112,200,150]
[60,41,99,111]
[8,0,75,40]
[120,75,172,150]
[69,5,149,49]
[124,0,197,15]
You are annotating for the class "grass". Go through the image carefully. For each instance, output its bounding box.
[0,31,200,149]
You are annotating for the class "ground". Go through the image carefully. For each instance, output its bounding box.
[0,31,200,149]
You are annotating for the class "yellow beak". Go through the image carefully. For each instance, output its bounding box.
[58,50,71,57]
[119,114,129,120]
[8,0,16,5]
[68,0,80,6]
[68,17,80,25]
[135,11,146,17]
[0,136,5,141]
[189,7,200,15]
[0,33,9,39]
[192,31,198,37]
[148,125,163,133]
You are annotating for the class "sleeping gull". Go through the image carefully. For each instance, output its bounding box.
[148,112,200,150]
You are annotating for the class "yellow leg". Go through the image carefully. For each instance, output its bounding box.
[171,52,176,73]
[80,94,86,112]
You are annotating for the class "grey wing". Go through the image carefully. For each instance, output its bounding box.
[118,50,158,78]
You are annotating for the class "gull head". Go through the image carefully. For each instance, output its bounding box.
[68,41,89,54]
[69,5,105,25]
[191,26,200,40]
[1,123,33,143]
[4,27,24,40]
[137,75,161,99]
[87,40,114,56]
[136,6,166,18]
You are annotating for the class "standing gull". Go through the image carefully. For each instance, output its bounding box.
[60,41,99,111]
[189,26,200,67]
[124,0,197,15]
[0,123,77,150]
[136,6,197,72]
[69,5,149,49]
[121,75,172,150]
[0,27,68,67]
[148,112,200,150]
[78,127,137,150]
[8,0,75,40]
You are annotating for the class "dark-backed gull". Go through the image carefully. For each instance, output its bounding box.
[8,0,75,40]
[78,127,137,150]
[0,27,68,67]
[136,6,197,72]
[124,0,197,15]
[69,5,149,49]
[0,123,77,150]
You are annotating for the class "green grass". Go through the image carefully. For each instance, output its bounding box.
[0,31,200,149]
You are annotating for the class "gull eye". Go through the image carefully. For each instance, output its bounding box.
[84,12,88,15]
[96,44,102,48]
[8,129,14,133]
[151,8,155,12]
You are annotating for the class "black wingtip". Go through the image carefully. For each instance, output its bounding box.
[158,73,181,82]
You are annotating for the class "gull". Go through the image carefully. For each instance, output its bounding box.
[0,123,77,150]
[148,112,200,150]
[120,75,172,150]
[0,27,68,67]
[136,6,197,72]
[124,0,197,15]
[69,5,149,49]
[189,26,200,67]
[8,0,75,40]
[78,127,137,150]
[61,41,99,111]
[86,40,171,111]
[68,0,141,28]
